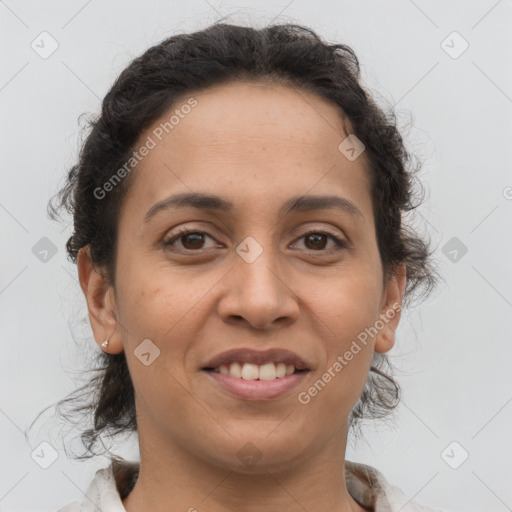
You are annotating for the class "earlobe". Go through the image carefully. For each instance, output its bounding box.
[374,325,395,353]
[374,262,407,354]
[77,246,123,354]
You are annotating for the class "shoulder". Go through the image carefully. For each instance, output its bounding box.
[345,460,452,512]
[55,461,134,512]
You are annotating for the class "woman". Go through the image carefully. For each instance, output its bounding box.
[49,21,445,512]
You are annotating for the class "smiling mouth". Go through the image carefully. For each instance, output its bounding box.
[202,363,310,401]
[203,361,308,381]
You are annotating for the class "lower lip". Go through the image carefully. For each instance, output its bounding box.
[203,370,309,400]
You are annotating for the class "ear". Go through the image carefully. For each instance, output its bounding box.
[374,261,407,354]
[77,246,123,354]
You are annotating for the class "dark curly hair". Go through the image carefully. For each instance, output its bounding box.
[31,21,440,460]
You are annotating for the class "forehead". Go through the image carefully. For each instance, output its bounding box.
[119,80,372,223]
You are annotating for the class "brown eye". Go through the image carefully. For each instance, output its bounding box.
[304,233,328,250]
[164,229,216,251]
[180,232,206,250]
[295,231,347,252]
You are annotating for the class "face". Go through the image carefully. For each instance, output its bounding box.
[79,80,406,473]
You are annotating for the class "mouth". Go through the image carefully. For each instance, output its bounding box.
[203,361,307,380]
[201,348,311,400]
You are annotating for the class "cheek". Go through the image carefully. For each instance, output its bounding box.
[298,303,374,427]
[114,254,195,340]
[114,265,203,425]
[303,268,380,395]
[311,265,382,341]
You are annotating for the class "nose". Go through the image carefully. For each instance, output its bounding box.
[217,243,300,331]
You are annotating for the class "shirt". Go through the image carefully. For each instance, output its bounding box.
[57,459,450,512]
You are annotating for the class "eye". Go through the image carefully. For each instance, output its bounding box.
[163,227,348,253]
[163,228,218,251]
[293,230,348,252]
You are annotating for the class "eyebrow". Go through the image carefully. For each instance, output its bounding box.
[143,192,364,223]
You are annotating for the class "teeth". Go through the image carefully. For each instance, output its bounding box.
[214,362,299,380]
[276,362,287,378]
[229,362,242,378]
[241,363,259,380]
[259,362,276,380]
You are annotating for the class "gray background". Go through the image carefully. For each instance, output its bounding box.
[1,1,511,511]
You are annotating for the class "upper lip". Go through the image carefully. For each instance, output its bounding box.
[202,348,310,371]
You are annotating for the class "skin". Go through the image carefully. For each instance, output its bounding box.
[78,80,406,512]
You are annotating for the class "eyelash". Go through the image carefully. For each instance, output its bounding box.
[163,227,348,253]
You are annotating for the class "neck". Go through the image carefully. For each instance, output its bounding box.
[121,422,369,512]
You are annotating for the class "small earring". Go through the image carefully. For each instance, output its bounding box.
[101,338,110,350]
